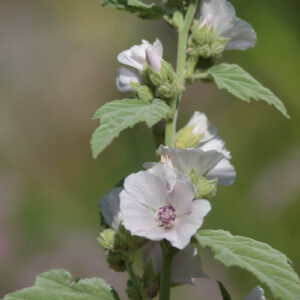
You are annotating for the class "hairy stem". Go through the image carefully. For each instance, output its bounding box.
[164,0,199,147]
[125,261,150,300]
[161,3,200,299]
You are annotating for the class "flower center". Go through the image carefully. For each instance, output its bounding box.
[157,205,176,230]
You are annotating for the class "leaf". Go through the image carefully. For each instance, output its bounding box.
[91,98,170,158]
[195,230,300,300]
[101,0,166,19]
[2,269,119,300]
[208,63,290,118]
[217,281,232,300]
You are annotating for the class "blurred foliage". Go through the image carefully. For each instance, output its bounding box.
[0,0,299,299]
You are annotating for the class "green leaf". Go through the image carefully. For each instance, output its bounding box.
[217,281,231,300]
[91,98,170,158]
[101,0,166,19]
[195,230,300,300]
[208,63,290,118]
[2,269,119,300]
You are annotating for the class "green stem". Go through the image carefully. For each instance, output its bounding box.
[164,0,199,147]
[125,261,150,300]
[159,247,173,300]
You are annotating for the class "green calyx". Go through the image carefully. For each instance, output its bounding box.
[188,20,229,60]
[132,82,154,101]
[189,169,218,199]
[148,61,184,99]
[175,125,204,148]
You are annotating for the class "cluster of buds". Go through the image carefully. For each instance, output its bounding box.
[116,39,184,102]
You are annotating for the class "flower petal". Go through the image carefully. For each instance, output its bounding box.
[206,158,236,186]
[224,18,257,50]
[100,187,122,231]
[159,146,223,177]
[245,286,265,300]
[172,199,211,249]
[116,67,142,92]
[198,136,231,159]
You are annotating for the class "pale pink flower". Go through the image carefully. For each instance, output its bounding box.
[120,164,211,249]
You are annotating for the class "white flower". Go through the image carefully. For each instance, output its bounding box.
[116,67,142,92]
[118,39,163,71]
[116,39,163,92]
[120,164,211,249]
[143,242,207,285]
[145,47,162,72]
[100,187,122,231]
[245,286,265,300]
[199,0,257,50]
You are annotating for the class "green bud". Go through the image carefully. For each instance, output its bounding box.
[175,125,204,148]
[132,83,154,101]
[97,229,116,250]
[126,280,143,300]
[106,251,126,272]
[172,11,184,29]
[148,68,163,86]
[190,169,218,199]
[188,20,229,59]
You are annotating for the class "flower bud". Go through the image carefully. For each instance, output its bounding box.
[146,47,162,72]
[97,228,116,250]
[116,67,142,92]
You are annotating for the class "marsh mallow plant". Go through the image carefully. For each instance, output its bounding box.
[3,0,300,300]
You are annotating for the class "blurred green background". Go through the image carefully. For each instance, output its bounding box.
[0,0,299,299]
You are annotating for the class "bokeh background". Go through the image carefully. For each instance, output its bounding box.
[0,0,299,299]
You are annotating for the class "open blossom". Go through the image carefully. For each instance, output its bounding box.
[175,111,236,185]
[245,286,265,300]
[199,0,257,50]
[116,39,163,92]
[120,164,211,249]
[143,242,206,285]
[100,187,122,231]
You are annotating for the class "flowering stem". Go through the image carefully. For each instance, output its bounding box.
[164,0,199,147]
[159,246,174,300]
[125,260,150,300]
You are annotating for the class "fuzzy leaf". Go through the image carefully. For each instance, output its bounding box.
[101,0,166,19]
[195,230,300,300]
[91,98,170,158]
[208,63,290,118]
[2,269,119,300]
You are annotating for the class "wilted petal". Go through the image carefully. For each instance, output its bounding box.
[100,187,123,231]
[224,18,257,50]
[116,67,142,92]
[245,286,265,300]
[143,242,206,285]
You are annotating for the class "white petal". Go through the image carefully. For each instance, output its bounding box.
[100,187,123,231]
[185,111,217,143]
[117,49,145,70]
[159,146,224,177]
[172,199,211,249]
[168,171,195,215]
[146,47,162,72]
[224,18,257,50]
[206,158,236,185]
[152,38,163,57]
[198,136,231,159]
[116,67,141,92]
[122,165,176,210]
[172,244,207,285]
[245,286,265,300]
[201,0,236,34]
